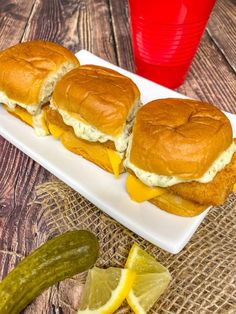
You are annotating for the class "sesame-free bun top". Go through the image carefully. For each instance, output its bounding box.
[52,65,140,136]
[129,98,232,179]
[0,40,79,106]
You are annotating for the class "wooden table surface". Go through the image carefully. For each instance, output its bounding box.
[0,0,235,313]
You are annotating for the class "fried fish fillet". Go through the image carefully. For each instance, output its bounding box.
[168,152,236,206]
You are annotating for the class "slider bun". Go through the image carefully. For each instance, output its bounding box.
[130,98,232,179]
[52,65,140,136]
[0,40,79,107]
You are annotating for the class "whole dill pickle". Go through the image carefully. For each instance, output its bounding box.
[0,230,99,314]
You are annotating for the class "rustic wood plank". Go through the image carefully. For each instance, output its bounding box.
[0,135,57,313]
[0,0,35,50]
[108,0,134,71]
[76,0,117,62]
[0,139,51,271]
[21,0,80,52]
[178,31,236,113]
[207,0,236,72]
[109,0,236,113]
[22,0,117,63]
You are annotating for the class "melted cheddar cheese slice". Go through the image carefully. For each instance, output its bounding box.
[4,105,49,135]
[126,173,165,202]
[233,183,236,192]
[4,105,33,126]
[47,122,65,139]
[46,113,123,177]
[126,173,208,216]
[107,149,123,178]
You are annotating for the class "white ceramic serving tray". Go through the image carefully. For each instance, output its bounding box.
[0,50,235,254]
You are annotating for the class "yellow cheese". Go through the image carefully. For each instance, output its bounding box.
[126,173,208,216]
[46,116,123,177]
[45,107,124,177]
[126,173,165,203]
[107,149,123,178]
[47,122,64,139]
[5,105,33,127]
[4,105,49,135]
[233,183,236,193]
[61,130,123,176]
[41,107,50,135]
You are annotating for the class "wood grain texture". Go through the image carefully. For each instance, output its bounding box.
[76,0,117,62]
[207,0,236,72]
[178,31,236,113]
[0,0,35,50]
[21,0,118,62]
[21,0,80,52]
[0,139,51,271]
[0,0,235,313]
[109,0,134,71]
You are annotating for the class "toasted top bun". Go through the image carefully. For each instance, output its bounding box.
[130,98,232,179]
[0,40,79,108]
[52,65,140,136]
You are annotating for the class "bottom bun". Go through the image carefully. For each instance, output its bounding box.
[150,192,208,217]
[45,108,124,177]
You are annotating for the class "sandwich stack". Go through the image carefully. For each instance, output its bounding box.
[0,40,236,217]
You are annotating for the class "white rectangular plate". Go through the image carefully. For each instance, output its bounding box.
[1,50,236,254]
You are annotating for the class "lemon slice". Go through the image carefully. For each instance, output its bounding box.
[78,267,135,314]
[125,243,171,314]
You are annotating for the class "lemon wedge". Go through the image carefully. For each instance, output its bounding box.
[78,267,135,314]
[125,243,171,314]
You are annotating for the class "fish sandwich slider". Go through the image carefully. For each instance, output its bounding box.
[0,40,79,135]
[125,98,236,216]
[46,65,141,176]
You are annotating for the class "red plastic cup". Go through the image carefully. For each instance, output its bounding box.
[128,0,216,89]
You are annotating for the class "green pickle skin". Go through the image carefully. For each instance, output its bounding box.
[0,230,99,314]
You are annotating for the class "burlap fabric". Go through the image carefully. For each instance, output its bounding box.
[35,179,236,313]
